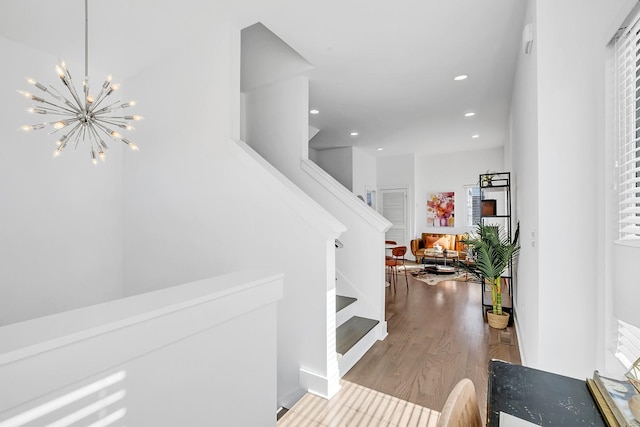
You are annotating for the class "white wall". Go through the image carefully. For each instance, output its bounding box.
[313,147,354,190]
[414,148,504,237]
[121,23,342,408]
[0,37,124,325]
[377,149,503,247]
[352,147,377,201]
[509,0,540,368]
[510,0,636,378]
[377,154,415,192]
[243,72,390,375]
[312,147,378,198]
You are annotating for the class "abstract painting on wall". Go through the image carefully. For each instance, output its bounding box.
[427,192,455,227]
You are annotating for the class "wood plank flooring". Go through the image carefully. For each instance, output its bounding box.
[344,268,521,424]
[278,380,439,427]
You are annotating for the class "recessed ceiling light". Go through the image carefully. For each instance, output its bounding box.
[350,132,359,136]
[310,109,319,115]
[472,134,480,139]
[464,112,475,117]
[377,147,383,151]
[454,74,469,81]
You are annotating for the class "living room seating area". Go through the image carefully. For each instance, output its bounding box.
[410,233,468,264]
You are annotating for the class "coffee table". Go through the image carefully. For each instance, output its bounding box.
[420,249,459,270]
[422,265,457,275]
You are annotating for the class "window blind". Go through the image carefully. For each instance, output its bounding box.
[614,8,640,370]
[616,320,640,369]
[465,186,480,227]
[615,14,640,244]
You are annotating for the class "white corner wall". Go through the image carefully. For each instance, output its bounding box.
[352,147,377,200]
[313,147,354,191]
[243,72,390,373]
[510,0,634,378]
[509,0,540,369]
[0,37,124,325]
[120,22,340,408]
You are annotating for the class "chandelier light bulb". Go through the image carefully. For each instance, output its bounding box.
[21,123,46,132]
[17,0,140,164]
[55,65,65,78]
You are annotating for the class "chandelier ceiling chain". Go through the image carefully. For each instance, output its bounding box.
[18,0,141,164]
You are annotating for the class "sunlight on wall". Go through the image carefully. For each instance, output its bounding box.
[0,371,126,427]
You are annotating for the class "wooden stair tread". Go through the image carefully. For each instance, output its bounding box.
[336,316,379,356]
[336,295,357,313]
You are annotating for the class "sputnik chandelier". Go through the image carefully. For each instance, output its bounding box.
[18,0,141,164]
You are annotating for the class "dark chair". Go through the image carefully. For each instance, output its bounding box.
[385,246,408,291]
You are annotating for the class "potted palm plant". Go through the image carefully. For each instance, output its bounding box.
[457,223,520,329]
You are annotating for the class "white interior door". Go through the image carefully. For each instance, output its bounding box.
[380,188,408,246]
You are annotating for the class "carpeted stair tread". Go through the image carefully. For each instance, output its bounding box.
[336,316,379,356]
[336,295,357,313]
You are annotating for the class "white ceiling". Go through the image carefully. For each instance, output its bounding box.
[0,0,527,157]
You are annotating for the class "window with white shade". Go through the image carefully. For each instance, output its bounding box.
[616,320,640,369]
[612,6,640,369]
[465,186,480,227]
[615,14,640,245]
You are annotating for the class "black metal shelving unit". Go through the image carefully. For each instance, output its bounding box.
[478,172,514,320]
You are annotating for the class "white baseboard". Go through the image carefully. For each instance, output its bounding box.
[512,311,526,366]
[278,387,307,411]
[377,320,388,340]
[299,367,342,400]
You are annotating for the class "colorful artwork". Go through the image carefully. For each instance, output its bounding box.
[427,192,455,227]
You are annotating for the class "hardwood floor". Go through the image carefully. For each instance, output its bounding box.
[343,268,521,424]
[278,380,440,427]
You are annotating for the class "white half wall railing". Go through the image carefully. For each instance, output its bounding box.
[0,270,283,427]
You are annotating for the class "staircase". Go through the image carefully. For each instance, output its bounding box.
[335,295,379,375]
